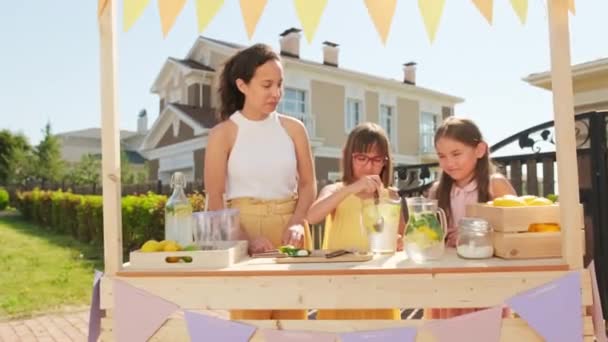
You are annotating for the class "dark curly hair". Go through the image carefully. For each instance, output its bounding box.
[217,43,280,121]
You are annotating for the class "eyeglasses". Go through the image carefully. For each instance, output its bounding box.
[352,153,388,166]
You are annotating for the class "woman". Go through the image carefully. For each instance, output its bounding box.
[204,43,316,320]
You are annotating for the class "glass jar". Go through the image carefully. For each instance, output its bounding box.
[164,172,193,246]
[456,217,493,259]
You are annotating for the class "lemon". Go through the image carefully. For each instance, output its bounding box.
[519,195,538,204]
[141,240,161,253]
[528,197,553,206]
[528,223,560,232]
[493,196,526,207]
[158,240,172,250]
[163,242,182,252]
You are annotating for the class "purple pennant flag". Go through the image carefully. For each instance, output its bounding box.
[423,306,502,342]
[339,327,417,342]
[262,328,337,342]
[506,272,583,342]
[87,270,104,342]
[113,279,179,342]
[184,310,256,342]
[589,261,607,342]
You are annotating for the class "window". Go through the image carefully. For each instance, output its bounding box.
[380,105,396,146]
[187,83,211,108]
[420,112,437,153]
[345,98,362,133]
[278,88,307,119]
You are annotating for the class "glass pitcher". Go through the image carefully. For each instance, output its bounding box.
[403,197,448,262]
[361,191,402,254]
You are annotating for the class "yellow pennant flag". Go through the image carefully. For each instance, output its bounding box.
[124,0,151,32]
[98,0,109,17]
[364,0,398,44]
[195,0,224,33]
[239,0,268,39]
[158,0,187,37]
[568,0,576,15]
[293,0,328,43]
[472,0,493,24]
[418,0,445,43]
[509,0,527,24]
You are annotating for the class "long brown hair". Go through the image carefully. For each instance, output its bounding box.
[342,122,393,187]
[434,117,493,223]
[217,43,280,121]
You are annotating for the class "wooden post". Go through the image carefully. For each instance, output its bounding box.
[99,0,123,275]
[547,0,583,269]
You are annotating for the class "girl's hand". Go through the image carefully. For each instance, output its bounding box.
[249,237,275,254]
[350,175,383,194]
[282,224,305,248]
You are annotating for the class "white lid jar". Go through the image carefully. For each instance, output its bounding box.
[456,217,493,259]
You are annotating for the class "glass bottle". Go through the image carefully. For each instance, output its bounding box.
[164,172,193,246]
[456,217,493,259]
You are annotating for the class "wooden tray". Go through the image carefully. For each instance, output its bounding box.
[129,240,248,269]
[275,253,373,264]
[493,232,561,259]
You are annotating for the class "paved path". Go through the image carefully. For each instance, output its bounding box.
[0,310,89,342]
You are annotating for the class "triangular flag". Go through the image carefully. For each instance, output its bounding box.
[364,0,398,44]
[113,279,179,342]
[239,0,268,39]
[568,0,576,15]
[184,311,256,342]
[87,271,103,342]
[589,261,608,342]
[506,272,583,342]
[418,0,446,43]
[262,329,336,342]
[195,0,224,33]
[472,0,494,24]
[123,0,151,32]
[293,0,328,43]
[339,327,417,342]
[423,306,502,342]
[509,0,528,24]
[158,0,187,37]
[98,0,109,18]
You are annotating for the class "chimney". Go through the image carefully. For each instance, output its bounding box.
[322,41,339,67]
[403,62,417,85]
[279,28,301,58]
[137,109,148,134]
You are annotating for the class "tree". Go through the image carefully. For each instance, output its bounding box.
[35,122,65,185]
[70,154,101,186]
[0,130,32,185]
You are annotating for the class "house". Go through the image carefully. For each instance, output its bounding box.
[57,110,148,168]
[140,28,464,184]
[524,57,608,113]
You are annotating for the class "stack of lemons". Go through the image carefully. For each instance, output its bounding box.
[487,195,560,232]
[140,240,199,263]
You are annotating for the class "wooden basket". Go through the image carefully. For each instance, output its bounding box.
[129,240,248,269]
[466,203,583,259]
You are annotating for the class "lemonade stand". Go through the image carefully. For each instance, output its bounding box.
[95,1,603,341]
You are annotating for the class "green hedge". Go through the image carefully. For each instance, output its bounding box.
[0,187,8,210]
[14,189,206,252]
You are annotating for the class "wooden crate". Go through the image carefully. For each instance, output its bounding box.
[493,232,561,259]
[129,240,248,269]
[466,203,565,232]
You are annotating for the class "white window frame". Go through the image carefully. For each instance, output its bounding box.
[278,87,308,119]
[420,111,438,154]
[379,104,397,148]
[345,98,363,133]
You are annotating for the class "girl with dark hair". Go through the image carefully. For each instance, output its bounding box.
[204,43,316,320]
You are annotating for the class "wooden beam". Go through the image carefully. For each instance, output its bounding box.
[98,0,123,275]
[547,0,583,269]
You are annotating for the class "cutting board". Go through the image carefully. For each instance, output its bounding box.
[275,253,372,264]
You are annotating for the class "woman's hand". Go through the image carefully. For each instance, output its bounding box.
[281,224,305,248]
[248,237,275,254]
[349,175,383,195]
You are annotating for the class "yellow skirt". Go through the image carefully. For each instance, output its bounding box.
[227,197,311,320]
[316,309,401,320]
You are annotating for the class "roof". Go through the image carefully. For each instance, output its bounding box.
[56,128,141,140]
[168,57,215,72]
[524,57,608,89]
[171,103,218,129]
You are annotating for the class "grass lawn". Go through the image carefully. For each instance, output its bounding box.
[0,212,103,319]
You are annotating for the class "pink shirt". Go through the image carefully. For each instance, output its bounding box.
[446,181,479,247]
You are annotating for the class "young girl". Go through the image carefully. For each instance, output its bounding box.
[205,43,315,320]
[428,117,516,318]
[307,122,402,320]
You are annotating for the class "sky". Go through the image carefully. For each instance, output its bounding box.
[0,0,606,149]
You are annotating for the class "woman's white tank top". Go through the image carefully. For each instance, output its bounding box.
[225,111,298,200]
